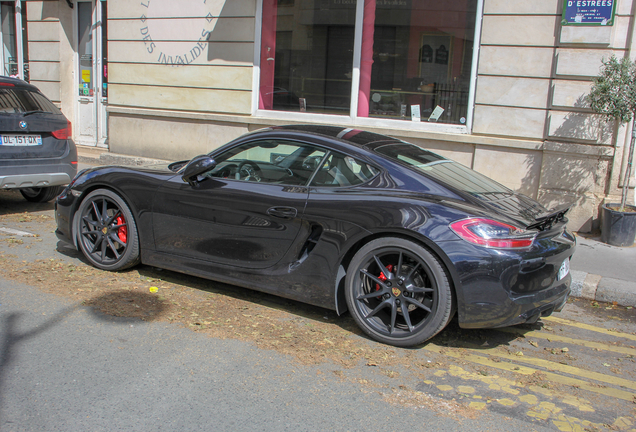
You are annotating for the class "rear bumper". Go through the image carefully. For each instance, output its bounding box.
[0,171,73,189]
[0,139,77,189]
[438,226,576,329]
[484,274,571,328]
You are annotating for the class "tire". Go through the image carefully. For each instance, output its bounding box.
[345,237,452,347]
[20,186,64,203]
[76,189,140,271]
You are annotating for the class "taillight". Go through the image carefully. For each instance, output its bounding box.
[450,218,537,249]
[52,120,72,139]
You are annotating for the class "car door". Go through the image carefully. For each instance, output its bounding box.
[152,139,327,269]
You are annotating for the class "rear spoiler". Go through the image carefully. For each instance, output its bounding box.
[526,204,572,231]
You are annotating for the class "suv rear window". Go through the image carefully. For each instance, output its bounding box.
[0,87,62,115]
[375,143,511,195]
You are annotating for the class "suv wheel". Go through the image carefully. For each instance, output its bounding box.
[19,186,64,203]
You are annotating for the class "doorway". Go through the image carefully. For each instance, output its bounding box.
[75,0,107,147]
[0,0,27,80]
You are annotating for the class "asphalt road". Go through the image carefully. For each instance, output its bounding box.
[1,188,635,431]
[0,277,543,432]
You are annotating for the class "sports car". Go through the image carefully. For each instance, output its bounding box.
[55,125,575,347]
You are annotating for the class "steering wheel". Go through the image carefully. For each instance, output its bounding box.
[302,155,322,171]
[216,163,238,179]
[237,161,262,182]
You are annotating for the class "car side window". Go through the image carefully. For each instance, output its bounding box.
[310,152,379,187]
[207,140,327,186]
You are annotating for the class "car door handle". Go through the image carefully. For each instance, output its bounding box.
[267,206,298,219]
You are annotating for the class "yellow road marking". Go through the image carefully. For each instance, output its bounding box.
[497,398,516,406]
[425,365,626,429]
[425,344,636,401]
[469,401,486,410]
[462,345,636,391]
[425,369,608,425]
[553,414,606,431]
[518,394,538,405]
[613,416,634,429]
[497,327,636,356]
[457,385,475,394]
[543,317,636,342]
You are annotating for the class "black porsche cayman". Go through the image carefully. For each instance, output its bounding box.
[55,125,575,347]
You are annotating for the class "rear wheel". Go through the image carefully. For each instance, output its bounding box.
[20,186,64,203]
[345,237,452,347]
[76,189,140,271]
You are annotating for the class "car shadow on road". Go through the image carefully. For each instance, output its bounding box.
[55,240,87,261]
[55,240,523,351]
[130,265,523,350]
[0,190,54,216]
[428,319,540,351]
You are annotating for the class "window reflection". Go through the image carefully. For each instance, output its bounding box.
[260,0,478,126]
[364,0,477,124]
[260,0,356,114]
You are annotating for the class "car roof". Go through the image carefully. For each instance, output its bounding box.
[0,75,39,91]
[267,125,401,149]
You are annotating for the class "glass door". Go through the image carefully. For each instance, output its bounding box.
[76,0,107,147]
[0,1,26,80]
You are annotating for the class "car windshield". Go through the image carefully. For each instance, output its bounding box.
[0,87,62,114]
[375,143,511,195]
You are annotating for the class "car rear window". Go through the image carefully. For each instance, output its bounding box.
[0,87,62,115]
[375,143,511,194]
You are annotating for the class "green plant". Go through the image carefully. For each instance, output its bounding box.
[588,55,636,210]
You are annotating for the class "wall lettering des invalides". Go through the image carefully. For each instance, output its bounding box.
[139,0,216,66]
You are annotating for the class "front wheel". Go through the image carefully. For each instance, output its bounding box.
[76,189,140,271]
[345,237,452,347]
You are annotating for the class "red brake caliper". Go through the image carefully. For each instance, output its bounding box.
[115,214,127,244]
[375,264,394,294]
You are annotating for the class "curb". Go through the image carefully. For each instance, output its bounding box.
[570,270,636,307]
[77,147,169,167]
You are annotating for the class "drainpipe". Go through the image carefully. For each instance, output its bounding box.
[625,1,636,205]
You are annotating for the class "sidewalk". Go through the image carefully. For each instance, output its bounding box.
[75,146,636,307]
[570,234,636,307]
[77,145,169,167]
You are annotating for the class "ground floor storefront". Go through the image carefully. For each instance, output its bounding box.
[14,0,636,231]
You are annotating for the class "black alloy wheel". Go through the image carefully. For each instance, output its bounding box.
[20,186,63,203]
[345,237,452,347]
[76,189,140,271]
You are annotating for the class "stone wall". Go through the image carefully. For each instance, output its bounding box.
[107,0,255,115]
[470,0,635,231]
[26,0,75,137]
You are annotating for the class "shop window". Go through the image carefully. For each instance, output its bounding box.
[1,1,16,76]
[259,0,356,114]
[78,2,93,96]
[0,1,27,80]
[259,0,478,127]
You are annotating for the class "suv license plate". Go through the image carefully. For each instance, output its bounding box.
[557,258,570,281]
[1,135,42,146]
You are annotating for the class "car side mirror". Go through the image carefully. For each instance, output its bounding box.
[181,155,216,186]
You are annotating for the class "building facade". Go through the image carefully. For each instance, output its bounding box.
[12,0,636,231]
